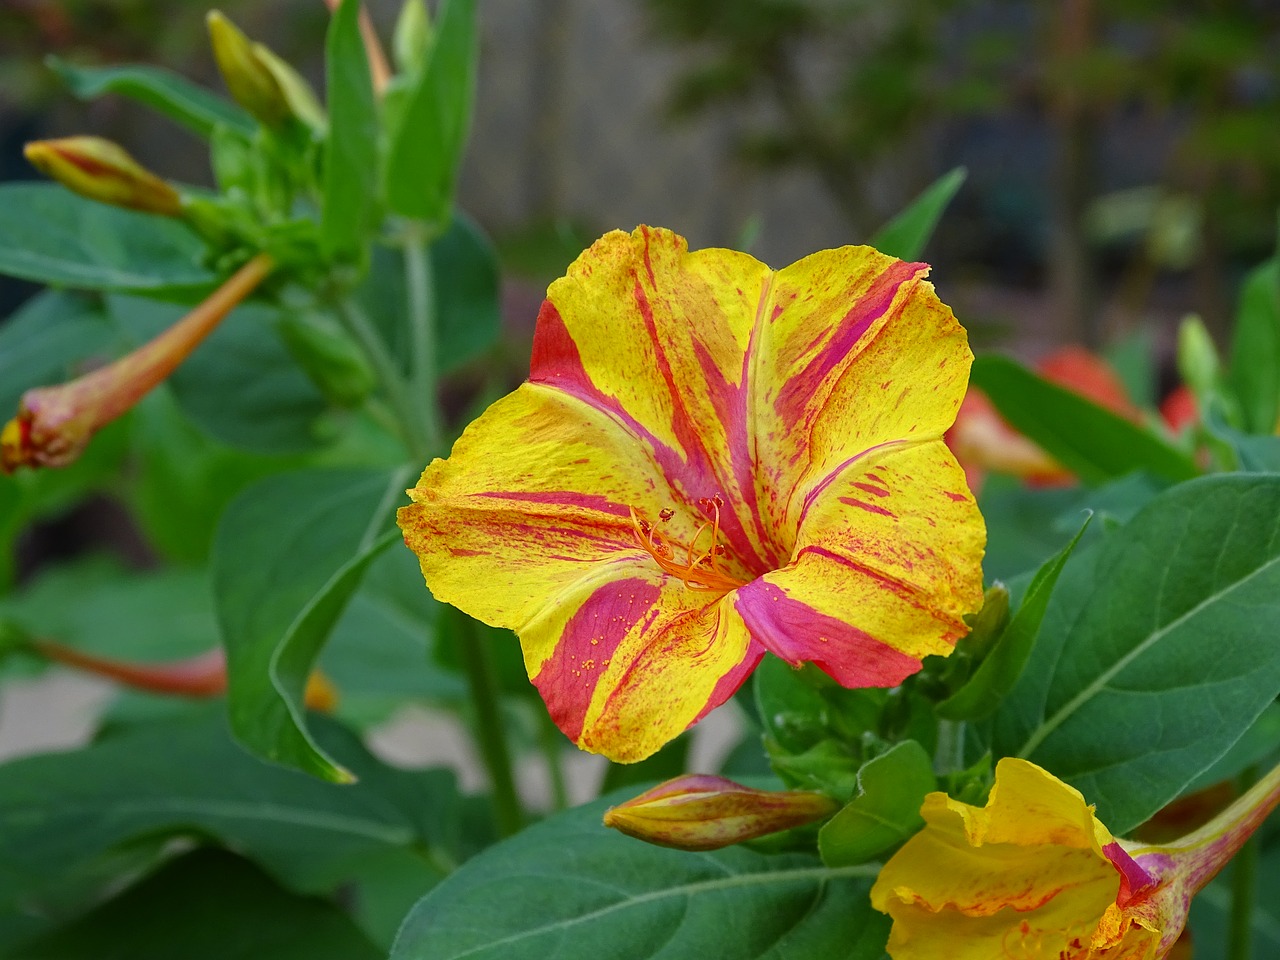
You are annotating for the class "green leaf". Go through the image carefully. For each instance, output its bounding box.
[971,354,1200,484]
[322,0,380,259]
[818,741,936,867]
[1182,702,1280,795]
[8,848,382,960]
[213,468,408,781]
[0,184,216,295]
[938,514,1092,720]
[1227,257,1280,435]
[47,57,255,139]
[870,167,966,261]
[385,0,477,224]
[432,213,501,371]
[0,711,452,902]
[994,474,1280,834]
[106,294,332,453]
[390,793,889,960]
[600,734,692,795]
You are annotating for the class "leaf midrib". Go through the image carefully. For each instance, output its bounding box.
[1017,550,1280,759]
[433,863,878,960]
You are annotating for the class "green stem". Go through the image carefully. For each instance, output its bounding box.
[402,230,444,456]
[537,708,570,811]
[1227,767,1260,960]
[334,296,430,458]
[449,609,523,836]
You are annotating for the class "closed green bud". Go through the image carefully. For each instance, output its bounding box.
[208,11,324,130]
[276,310,376,407]
[603,774,839,851]
[1176,314,1220,400]
[393,0,432,74]
[24,137,182,216]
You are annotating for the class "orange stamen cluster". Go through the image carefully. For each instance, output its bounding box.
[630,495,747,592]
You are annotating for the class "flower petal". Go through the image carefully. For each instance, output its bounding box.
[531,226,779,572]
[522,562,761,762]
[398,383,668,632]
[735,441,984,682]
[752,246,972,550]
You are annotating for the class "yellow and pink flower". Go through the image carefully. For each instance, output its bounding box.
[871,757,1280,960]
[398,227,985,762]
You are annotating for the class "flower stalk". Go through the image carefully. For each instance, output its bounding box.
[2,253,274,472]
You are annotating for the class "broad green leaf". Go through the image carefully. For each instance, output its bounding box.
[322,0,380,259]
[47,57,254,139]
[600,734,692,795]
[994,474,1280,834]
[1182,702,1280,795]
[385,0,477,224]
[106,294,332,453]
[971,354,1200,484]
[127,390,308,564]
[1227,257,1280,435]
[390,793,889,960]
[870,167,966,261]
[0,184,215,295]
[213,468,406,781]
[938,515,1092,720]
[818,741,936,867]
[8,848,382,960]
[0,711,456,913]
[754,655,834,755]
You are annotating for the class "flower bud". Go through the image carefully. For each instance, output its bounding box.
[24,137,182,216]
[603,774,839,851]
[207,11,297,129]
[2,253,273,473]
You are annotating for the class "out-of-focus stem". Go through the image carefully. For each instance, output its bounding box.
[323,0,391,93]
[403,231,444,456]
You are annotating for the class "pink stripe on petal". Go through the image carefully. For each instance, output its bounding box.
[734,578,921,688]
[533,577,663,743]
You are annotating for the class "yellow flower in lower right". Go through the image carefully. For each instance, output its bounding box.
[871,757,1280,960]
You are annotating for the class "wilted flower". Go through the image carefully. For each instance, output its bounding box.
[399,226,985,762]
[1,253,273,472]
[24,137,182,216]
[871,757,1280,960]
[603,774,838,851]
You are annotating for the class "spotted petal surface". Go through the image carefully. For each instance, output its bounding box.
[399,226,985,761]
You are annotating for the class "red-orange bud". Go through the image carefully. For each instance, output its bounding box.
[603,774,840,851]
[24,137,182,216]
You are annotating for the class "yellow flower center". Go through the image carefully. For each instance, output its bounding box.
[630,496,747,593]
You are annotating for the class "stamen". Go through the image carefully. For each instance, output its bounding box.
[629,499,747,592]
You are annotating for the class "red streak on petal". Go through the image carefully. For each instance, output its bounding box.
[473,489,631,517]
[838,495,897,518]
[534,577,662,743]
[734,579,921,687]
[851,482,890,497]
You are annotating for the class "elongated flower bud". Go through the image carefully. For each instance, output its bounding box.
[603,774,839,851]
[207,11,296,128]
[30,639,339,711]
[2,253,273,473]
[24,137,182,216]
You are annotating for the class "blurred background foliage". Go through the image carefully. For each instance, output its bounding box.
[4,0,1280,351]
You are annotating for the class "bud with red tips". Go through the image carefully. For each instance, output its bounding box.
[24,137,182,216]
[603,774,840,851]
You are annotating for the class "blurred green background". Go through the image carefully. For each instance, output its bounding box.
[3,0,1280,355]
